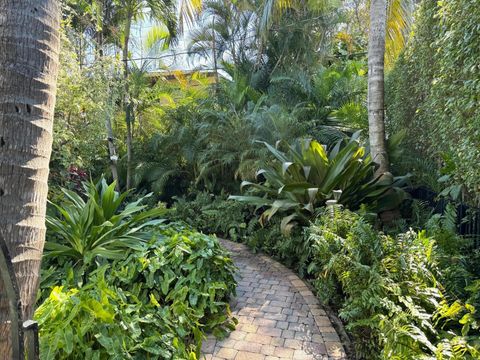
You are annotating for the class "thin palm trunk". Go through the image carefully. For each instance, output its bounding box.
[367,0,389,174]
[212,16,220,88]
[96,1,120,190]
[106,103,120,190]
[0,0,61,357]
[124,15,133,190]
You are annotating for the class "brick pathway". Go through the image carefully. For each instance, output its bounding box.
[201,240,347,360]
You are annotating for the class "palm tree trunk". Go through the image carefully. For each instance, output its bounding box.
[0,0,61,357]
[212,16,220,89]
[106,104,120,190]
[123,15,133,190]
[367,0,389,174]
[95,1,120,190]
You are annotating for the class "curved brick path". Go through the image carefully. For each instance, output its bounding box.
[201,239,347,360]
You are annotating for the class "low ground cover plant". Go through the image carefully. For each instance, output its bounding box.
[307,208,480,359]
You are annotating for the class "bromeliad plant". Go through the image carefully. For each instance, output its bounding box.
[230,133,407,232]
[45,177,165,271]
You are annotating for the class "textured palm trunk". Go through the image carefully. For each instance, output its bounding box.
[0,0,61,358]
[367,0,389,174]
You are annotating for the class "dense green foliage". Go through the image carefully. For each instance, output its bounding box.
[39,0,480,359]
[168,192,253,241]
[308,208,480,359]
[38,182,236,359]
[128,56,370,199]
[231,135,406,232]
[387,0,480,200]
[50,29,123,189]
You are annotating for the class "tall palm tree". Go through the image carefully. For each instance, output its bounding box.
[367,0,412,173]
[0,0,61,357]
[367,0,389,173]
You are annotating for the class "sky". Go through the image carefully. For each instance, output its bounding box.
[129,16,210,72]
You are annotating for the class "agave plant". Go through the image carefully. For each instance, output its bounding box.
[45,177,166,269]
[230,133,408,232]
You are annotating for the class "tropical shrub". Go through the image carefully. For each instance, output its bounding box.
[268,60,368,130]
[307,208,480,359]
[37,223,237,359]
[168,192,254,241]
[45,177,165,274]
[50,26,123,189]
[230,134,407,232]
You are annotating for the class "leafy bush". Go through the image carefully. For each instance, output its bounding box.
[45,177,165,274]
[231,134,407,233]
[50,27,123,189]
[168,192,255,241]
[36,223,237,359]
[308,208,480,359]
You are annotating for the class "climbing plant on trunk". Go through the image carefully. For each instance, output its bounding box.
[0,0,61,357]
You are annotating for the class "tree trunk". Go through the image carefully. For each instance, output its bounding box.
[125,107,133,189]
[96,1,120,190]
[123,15,133,190]
[367,0,389,174]
[0,0,61,358]
[105,104,120,190]
[212,16,220,89]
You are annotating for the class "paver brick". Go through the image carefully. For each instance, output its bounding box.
[325,342,346,359]
[318,327,336,334]
[277,321,288,330]
[230,331,247,341]
[234,341,262,353]
[238,324,258,333]
[216,347,238,359]
[270,338,285,347]
[257,326,283,337]
[261,345,276,356]
[253,318,277,327]
[245,333,273,345]
[281,329,295,339]
[235,351,266,360]
[293,349,315,360]
[284,339,303,350]
[264,313,288,321]
[273,347,295,358]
